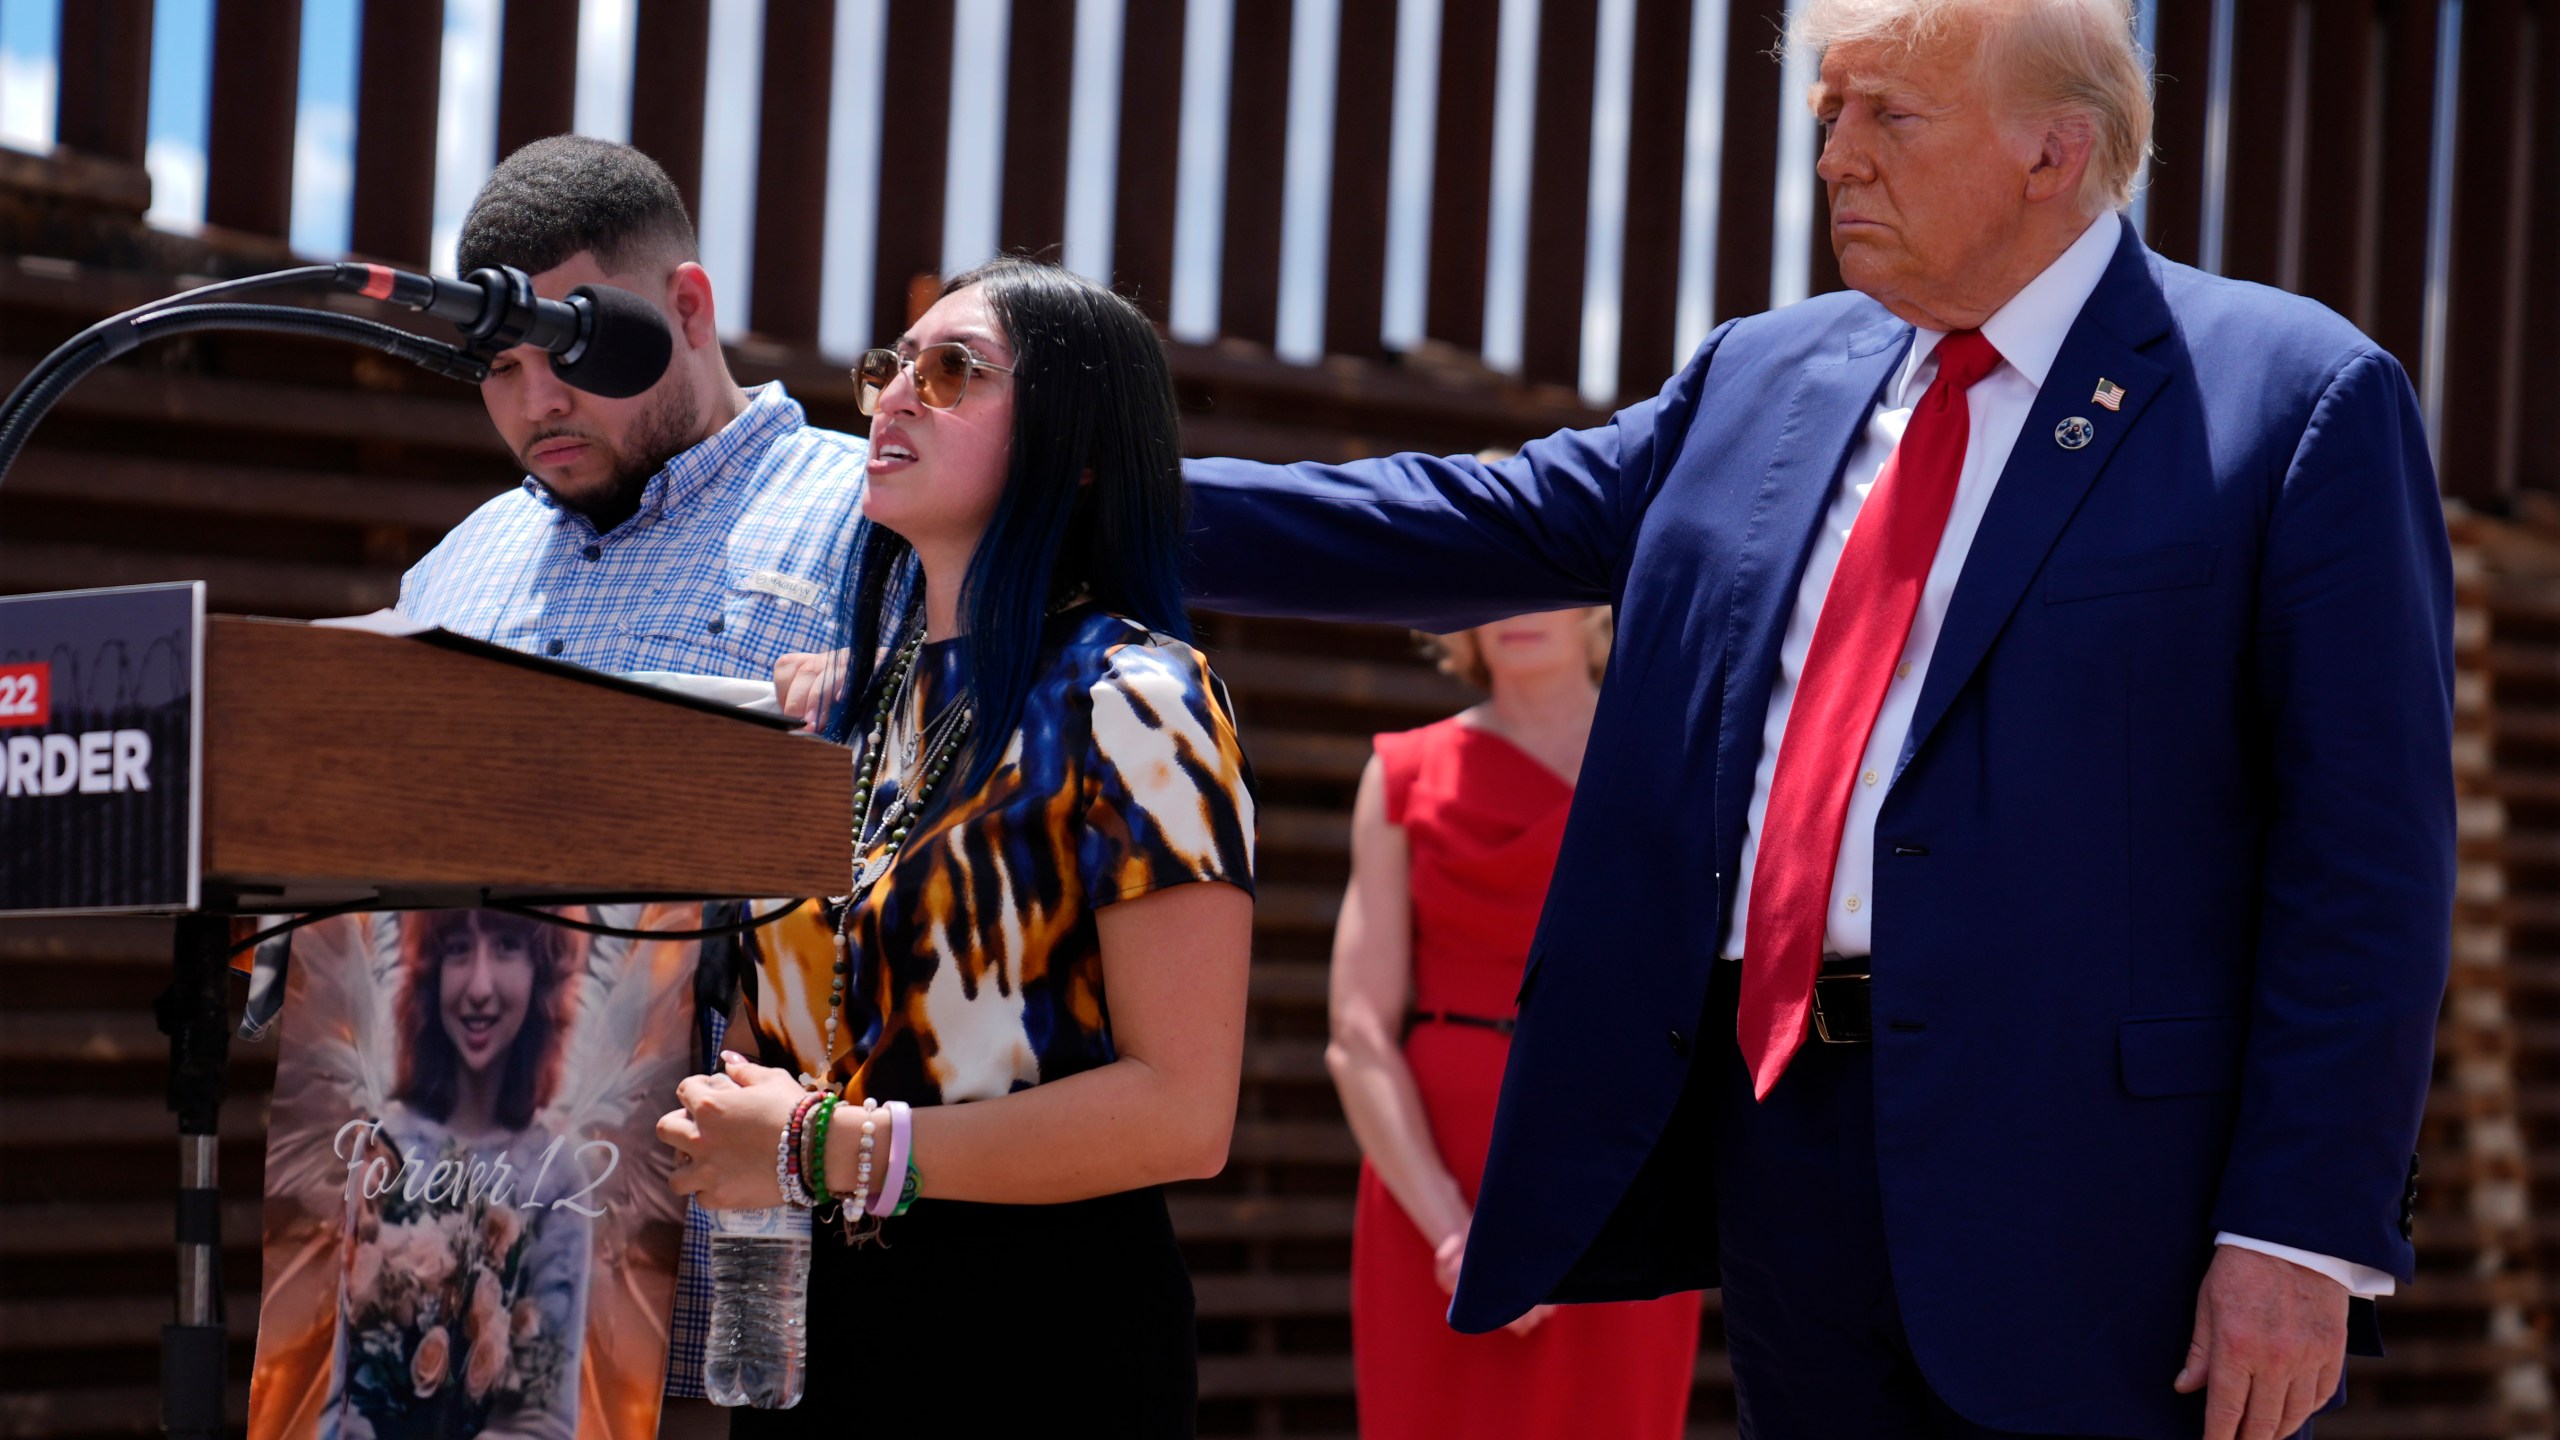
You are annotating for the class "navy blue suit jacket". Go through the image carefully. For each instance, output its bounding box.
[1183,219,2454,1437]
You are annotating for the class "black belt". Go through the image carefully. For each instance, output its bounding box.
[1407,1009,1516,1036]
[1812,955,1872,1045]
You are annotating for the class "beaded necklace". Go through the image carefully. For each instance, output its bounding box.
[819,612,975,1076]
[814,588,1090,1083]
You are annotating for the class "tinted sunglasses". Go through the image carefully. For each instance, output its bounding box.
[853,343,1016,417]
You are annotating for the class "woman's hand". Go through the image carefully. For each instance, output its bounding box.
[1434,1220,1553,1337]
[773,650,844,731]
[654,1051,808,1210]
[1432,1226,1468,1296]
[1505,1303,1557,1338]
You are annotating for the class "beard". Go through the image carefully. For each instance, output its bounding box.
[523,372,704,529]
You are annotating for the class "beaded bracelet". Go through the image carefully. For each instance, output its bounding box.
[807,1095,839,1205]
[772,1099,802,1206]
[853,1098,882,1212]
[787,1093,819,1207]
[871,1100,913,1218]
[778,1091,823,1207]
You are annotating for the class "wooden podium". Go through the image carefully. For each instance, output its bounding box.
[201,615,847,909]
[1,602,848,1438]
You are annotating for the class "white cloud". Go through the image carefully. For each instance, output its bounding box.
[1480,0,1542,375]
[574,0,636,143]
[1061,0,1125,285]
[816,0,889,358]
[1380,0,1442,352]
[145,137,207,233]
[1168,0,1234,342]
[696,0,766,336]
[940,0,1010,279]
[291,100,357,257]
[0,47,56,153]
[431,0,504,276]
[1273,0,1339,364]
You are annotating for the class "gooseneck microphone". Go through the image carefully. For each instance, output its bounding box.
[0,262,677,500]
[331,262,676,400]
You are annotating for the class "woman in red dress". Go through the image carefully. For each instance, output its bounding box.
[1330,607,1702,1439]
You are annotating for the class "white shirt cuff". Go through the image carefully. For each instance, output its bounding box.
[2215,1233,2397,1298]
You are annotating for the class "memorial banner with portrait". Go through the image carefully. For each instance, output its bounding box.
[247,906,702,1440]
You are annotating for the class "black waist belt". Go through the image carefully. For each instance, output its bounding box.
[1812,955,1872,1045]
[1408,1009,1517,1036]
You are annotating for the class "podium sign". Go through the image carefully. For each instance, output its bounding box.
[0,582,204,913]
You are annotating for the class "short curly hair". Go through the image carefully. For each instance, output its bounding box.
[456,135,698,279]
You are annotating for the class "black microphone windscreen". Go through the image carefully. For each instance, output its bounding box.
[554,284,674,399]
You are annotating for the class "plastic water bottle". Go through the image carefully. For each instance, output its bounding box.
[702,1205,810,1408]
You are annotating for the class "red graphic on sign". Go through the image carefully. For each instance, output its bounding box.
[0,663,47,729]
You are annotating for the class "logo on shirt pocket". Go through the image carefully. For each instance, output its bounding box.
[741,570,824,609]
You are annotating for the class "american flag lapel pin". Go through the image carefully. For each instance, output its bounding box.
[2091,377,2127,411]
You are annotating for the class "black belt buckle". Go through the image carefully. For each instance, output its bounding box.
[1810,961,1872,1045]
[1406,1009,1517,1037]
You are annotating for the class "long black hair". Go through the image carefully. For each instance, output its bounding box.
[827,256,1193,801]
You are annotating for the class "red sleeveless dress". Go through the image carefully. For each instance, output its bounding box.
[1350,716,1702,1440]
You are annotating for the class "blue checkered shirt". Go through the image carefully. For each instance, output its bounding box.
[400,381,866,1398]
[401,381,865,673]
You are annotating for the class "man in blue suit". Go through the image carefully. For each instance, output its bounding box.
[1183,2,2452,1436]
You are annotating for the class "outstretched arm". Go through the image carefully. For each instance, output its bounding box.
[1183,325,1732,632]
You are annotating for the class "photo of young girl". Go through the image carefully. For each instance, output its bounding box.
[248,906,703,1440]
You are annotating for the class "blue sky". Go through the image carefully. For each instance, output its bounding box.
[0,0,61,152]
[0,0,1819,401]
[0,0,1739,397]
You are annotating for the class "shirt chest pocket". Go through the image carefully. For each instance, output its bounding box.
[635,573,835,672]
[2042,543,2221,605]
[632,586,746,671]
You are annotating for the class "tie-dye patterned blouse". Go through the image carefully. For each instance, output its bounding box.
[738,604,1255,1105]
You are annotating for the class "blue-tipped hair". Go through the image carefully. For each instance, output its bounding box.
[825,256,1193,803]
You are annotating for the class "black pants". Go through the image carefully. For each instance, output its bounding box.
[728,1187,1197,1438]
[1705,968,2311,1440]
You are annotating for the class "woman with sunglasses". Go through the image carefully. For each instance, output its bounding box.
[656,257,1255,1436]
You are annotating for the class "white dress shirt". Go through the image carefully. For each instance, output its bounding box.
[1714,214,2392,1299]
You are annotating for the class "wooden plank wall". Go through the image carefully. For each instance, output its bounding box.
[6,2,2558,1437]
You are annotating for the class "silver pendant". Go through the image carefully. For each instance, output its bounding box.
[851,854,891,892]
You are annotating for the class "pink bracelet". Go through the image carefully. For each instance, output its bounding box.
[872,1100,912,1218]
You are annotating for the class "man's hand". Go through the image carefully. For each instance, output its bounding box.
[2174,1245,2349,1440]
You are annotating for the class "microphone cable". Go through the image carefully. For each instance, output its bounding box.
[0,264,347,457]
[0,288,487,494]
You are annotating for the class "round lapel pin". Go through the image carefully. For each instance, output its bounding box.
[2054,416,2096,450]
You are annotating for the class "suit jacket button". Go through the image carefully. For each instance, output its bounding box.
[1667,1029,1688,1057]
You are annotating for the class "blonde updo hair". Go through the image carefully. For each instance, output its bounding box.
[1788,0,2153,212]
[1419,610,1615,692]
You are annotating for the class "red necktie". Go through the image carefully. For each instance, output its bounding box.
[1738,330,2004,1099]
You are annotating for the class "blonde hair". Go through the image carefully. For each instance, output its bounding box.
[1420,610,1615,692]
[1788,0,2153,212]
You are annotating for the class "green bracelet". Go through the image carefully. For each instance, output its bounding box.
[892,1160,921,1216]
[807,1095,839,1205]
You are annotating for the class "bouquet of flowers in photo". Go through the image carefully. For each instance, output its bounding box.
[337,1134,570,1440]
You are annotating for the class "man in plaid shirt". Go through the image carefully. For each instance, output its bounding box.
[399,137,870,1435]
